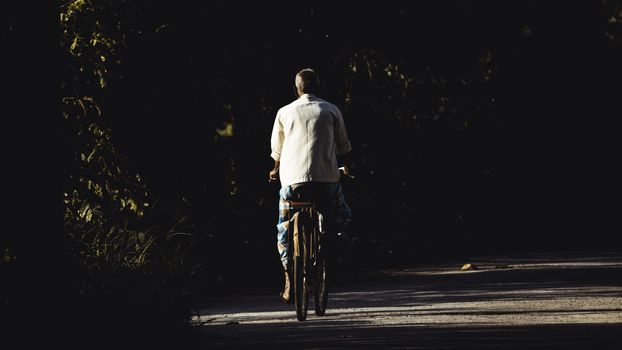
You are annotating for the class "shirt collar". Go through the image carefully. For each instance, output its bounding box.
[298,93,316,101]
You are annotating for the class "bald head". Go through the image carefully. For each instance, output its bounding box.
[295,68,320,96]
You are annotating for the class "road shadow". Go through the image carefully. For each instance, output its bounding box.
[197,252,622,349]
[201,322,622,349]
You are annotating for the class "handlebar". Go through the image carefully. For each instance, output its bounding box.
[338,167,355,179]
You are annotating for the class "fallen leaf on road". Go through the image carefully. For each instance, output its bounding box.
[461,263,478,271]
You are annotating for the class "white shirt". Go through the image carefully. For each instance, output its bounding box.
[271,94,352,187]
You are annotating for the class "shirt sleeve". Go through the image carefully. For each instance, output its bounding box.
[270,110,284,161]
[334,106,352,155]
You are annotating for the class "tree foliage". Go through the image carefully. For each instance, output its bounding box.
[60,0,196,309]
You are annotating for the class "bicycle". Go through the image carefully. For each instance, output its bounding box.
[285,168,353,321]
[286,198,328,321]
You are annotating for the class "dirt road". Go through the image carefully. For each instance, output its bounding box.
[194,251,622,349]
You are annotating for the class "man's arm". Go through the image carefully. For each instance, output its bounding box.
[269,160,280,182]
[269,110,284,182]
[334,107,352,156]
[337,152,354,178]
[334,106,353,178]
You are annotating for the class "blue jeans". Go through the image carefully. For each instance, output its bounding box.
[276,182,351,270]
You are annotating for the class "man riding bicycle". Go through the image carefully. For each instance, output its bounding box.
[268,68,352,304]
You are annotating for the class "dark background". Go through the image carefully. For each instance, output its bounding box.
[2,0,620,346]
[61,0,620,287]
[108,0,617,263]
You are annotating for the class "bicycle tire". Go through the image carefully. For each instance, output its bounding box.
[313,248,328,316]
[294,211,309,321]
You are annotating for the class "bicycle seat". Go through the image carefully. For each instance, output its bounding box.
[286,200,315,208]
[289,183,324,206]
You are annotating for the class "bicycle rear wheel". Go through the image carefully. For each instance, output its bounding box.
[313,249,328,316]
[294,212,309,321]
